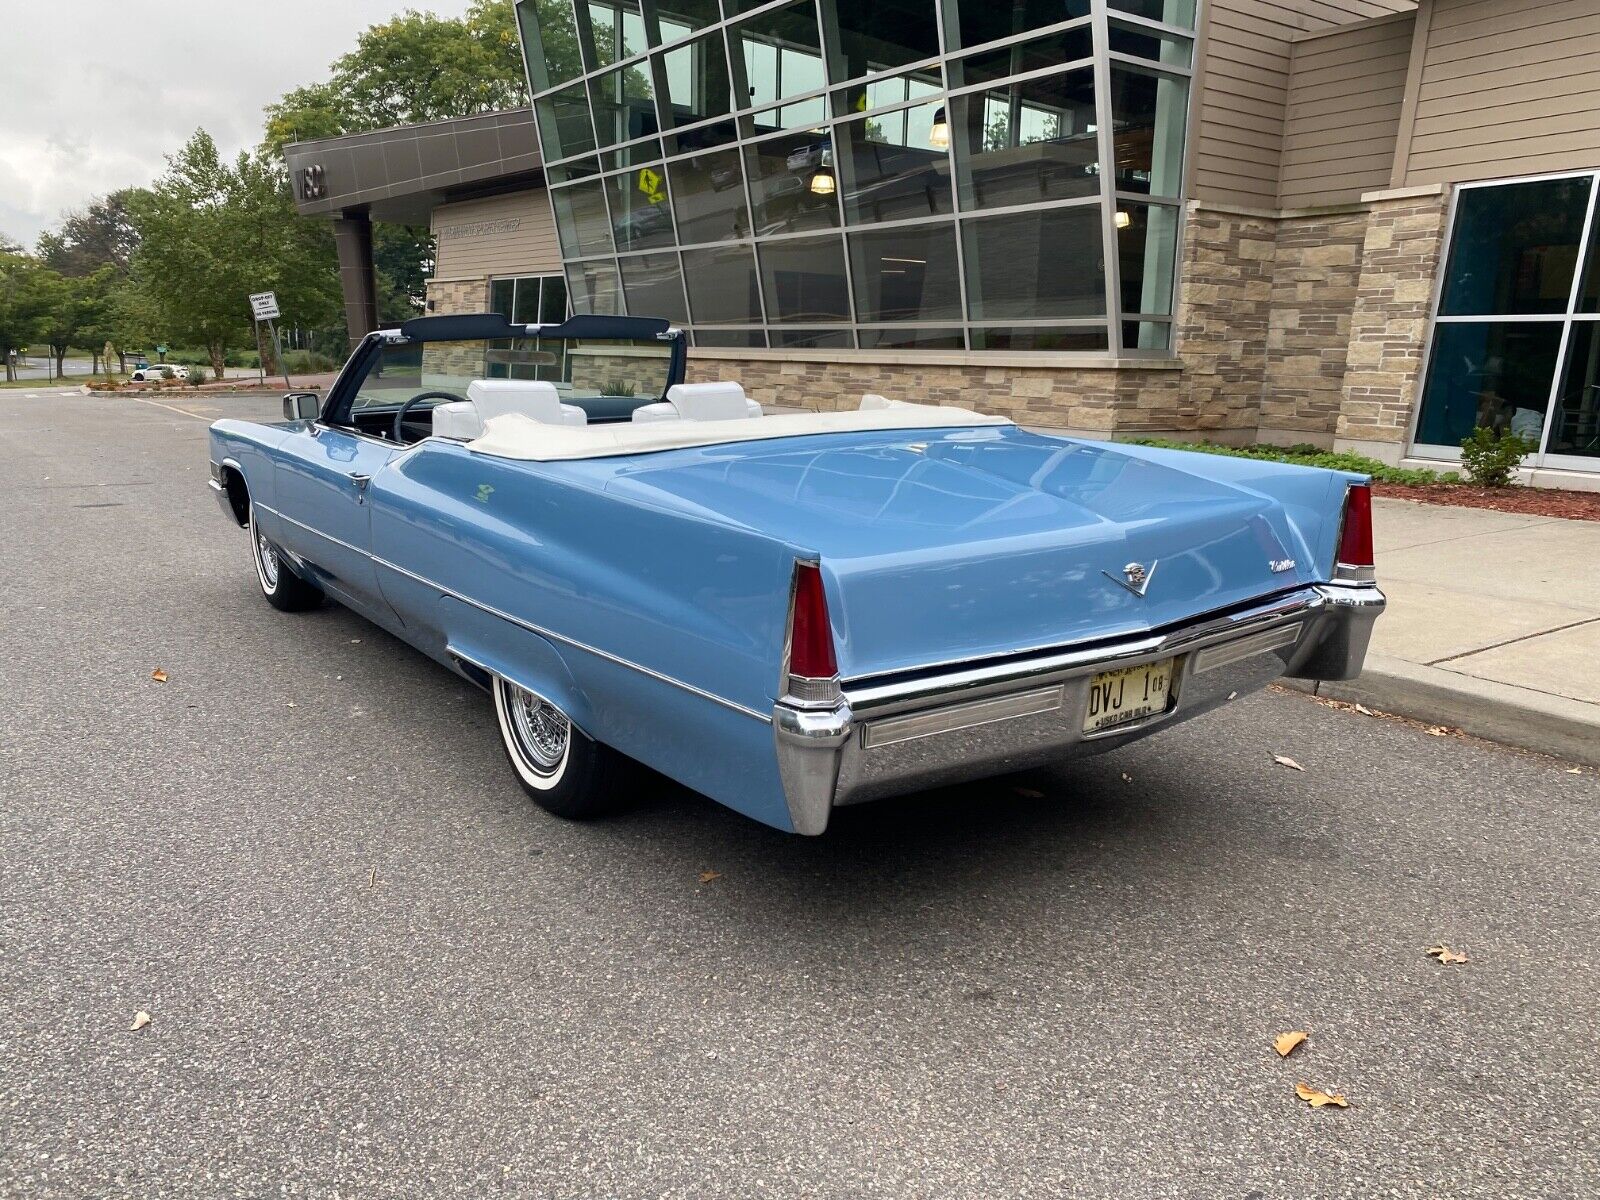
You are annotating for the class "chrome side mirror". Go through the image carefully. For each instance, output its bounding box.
[283,391,321,422]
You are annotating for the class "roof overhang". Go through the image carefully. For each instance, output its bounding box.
[283,108,542,224]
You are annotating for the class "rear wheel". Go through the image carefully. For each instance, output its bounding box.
[249,506,322,612]
[491,676,629,819]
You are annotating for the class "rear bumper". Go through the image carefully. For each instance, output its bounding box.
[773,582,1384,834]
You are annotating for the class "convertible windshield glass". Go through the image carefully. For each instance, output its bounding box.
[350,336,675,413]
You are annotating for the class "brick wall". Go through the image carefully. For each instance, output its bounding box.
[1260,210,1369,446]
[1336,189,1450,460]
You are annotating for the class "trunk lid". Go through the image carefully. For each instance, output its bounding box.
[602,427,1319,680]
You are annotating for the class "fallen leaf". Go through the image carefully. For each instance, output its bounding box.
[1226,691,1238,701]
[1426,725,1451,737]
[1567,767,1584,775]
[130,1011,151,1031]
[1426,944,1469,965]
[1012,787,1043,799]
[1273,754,1304,771]
[1274,1030,1308,1058]
[1295,1081,1348,1108]
[1354,703,1374,716]
[1120,773,1133,783]
[698,870,722,884]
[150,669,168,684]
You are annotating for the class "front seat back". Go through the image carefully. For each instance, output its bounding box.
[632,381,763,423]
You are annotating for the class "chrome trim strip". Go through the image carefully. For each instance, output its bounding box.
[1193,622,1303,674]
[845,588,1324,710]
[256,503,770,724]
[862,685,1065,749]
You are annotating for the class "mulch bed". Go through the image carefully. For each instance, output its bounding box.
[1375,481,1600,522]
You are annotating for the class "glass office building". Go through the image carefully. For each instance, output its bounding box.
[516,0,1195,353]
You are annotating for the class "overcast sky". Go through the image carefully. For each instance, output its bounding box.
[0,0,477,247]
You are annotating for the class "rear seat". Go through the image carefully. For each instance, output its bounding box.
[433,379,587,440]
[631,382,763,424]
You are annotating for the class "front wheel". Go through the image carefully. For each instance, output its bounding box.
[491,676,629,819]
[249,507,322,612]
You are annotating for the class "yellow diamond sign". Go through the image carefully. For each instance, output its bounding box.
[637,167,664,203]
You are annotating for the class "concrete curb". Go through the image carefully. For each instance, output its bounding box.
[1282,653,1600,767]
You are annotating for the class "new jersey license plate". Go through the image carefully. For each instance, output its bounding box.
[1083,658,1176,733]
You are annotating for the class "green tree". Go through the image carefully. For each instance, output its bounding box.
[129,130,343,378]
[35,189,144,277]
[0,253,49,381]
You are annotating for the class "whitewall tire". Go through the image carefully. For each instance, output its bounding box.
[490,675,630,819]
[248,506,322,612]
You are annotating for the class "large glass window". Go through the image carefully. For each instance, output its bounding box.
[1415,173,1600,468]
[522,0,1192,352]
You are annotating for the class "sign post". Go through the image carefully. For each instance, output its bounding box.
[249,292,291,390]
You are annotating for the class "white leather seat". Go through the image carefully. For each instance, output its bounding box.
[631,381,763,424]
[432,379,587,440]
[860,393,911,411]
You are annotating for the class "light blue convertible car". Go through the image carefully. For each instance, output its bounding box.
[208,313,1384,835]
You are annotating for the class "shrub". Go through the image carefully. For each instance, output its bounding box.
[1458,426,1534,488]
[188,367,208,386]
[1128,438,1459,486]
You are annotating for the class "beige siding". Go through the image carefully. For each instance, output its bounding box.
[430,189,561,282]
[1402,0,1600,185]
[1279,14,1414,206]
[1193,0,1418,208]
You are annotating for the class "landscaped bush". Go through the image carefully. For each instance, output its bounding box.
[1129,438,1459,486]
[1458,426,1534,488]
[188,367,208,386]
[281,349,342,373]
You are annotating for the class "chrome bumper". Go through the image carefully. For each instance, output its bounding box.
[773,582,1385,835]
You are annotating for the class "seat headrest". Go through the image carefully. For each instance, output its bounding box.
[467,379,566,423]
[665,382,758,421]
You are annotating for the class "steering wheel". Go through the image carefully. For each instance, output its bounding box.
[393,390,467,444]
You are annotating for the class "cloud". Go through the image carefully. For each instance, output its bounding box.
[0,0,477,247]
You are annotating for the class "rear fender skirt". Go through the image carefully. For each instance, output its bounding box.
[439,595,593,732]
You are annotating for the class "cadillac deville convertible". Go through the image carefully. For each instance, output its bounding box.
[208,313,1384,835]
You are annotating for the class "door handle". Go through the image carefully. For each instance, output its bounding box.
[348,472,372,492]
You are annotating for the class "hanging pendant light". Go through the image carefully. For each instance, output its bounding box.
[928,105,950,150]
[809,164,836,195]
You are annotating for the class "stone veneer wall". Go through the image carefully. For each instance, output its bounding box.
[425,277,488,316]
[1260,210,1369,446]
[1336,189,1451,461]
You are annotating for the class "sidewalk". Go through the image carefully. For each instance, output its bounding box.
[1295,498,1600,765]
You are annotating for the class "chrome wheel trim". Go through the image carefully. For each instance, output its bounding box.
[248,509,279,595]
[494,678,572,789]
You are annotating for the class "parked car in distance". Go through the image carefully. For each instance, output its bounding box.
[131,364,187,382]
[208,312,1384,836]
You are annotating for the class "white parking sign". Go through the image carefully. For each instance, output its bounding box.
[249,291,281,321]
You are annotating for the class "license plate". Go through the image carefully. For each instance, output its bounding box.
[1083,658,1175,733]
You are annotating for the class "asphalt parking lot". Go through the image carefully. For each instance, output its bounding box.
[1,388,1596,1198]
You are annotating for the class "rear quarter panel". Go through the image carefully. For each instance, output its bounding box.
[208,418,299,524]
[368,442,802,829]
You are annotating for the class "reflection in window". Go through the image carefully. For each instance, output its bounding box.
[535,81,598,160]
[682,243,764,323]
[655,0,720,45]
[696,328,769,347]
[760,235,852,323]
[1117,202,1179,318]
[1109,66,1187,198]
[964,207,1105,320]
[1417,322,1563,448]
[606,164,676,250]
[836,105,953,225]
[951,67,1098,212]
[1107,20,1193,69]
[552,180,615,256]
[590,61,659,148]
[946,0,1091,52]
[583,0,646,69]
[518,0,584,93]
[662,31,734,129]
[948,26,1093,88]
[858,327,965,349]
[490,278,516,320]
[668,148,751,244]
[566,258,625,314]
[620,252,690,323]
[848,224,963,322]
[1122,321,1170,353]
[731,2,825,110]
[746,132,842,234]
[1549,322,1600,460]
[971,327,1108,351]
[1107,0,1196,30]
[827,0,942,82]
[1439,177,1590,316]
[771,329,855,348]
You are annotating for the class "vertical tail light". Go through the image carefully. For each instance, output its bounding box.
[784,560,840,706]
[1335,482,1375,581]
